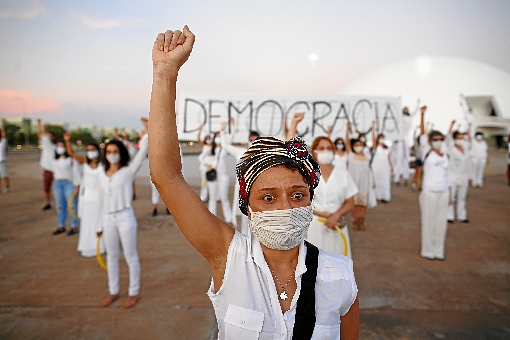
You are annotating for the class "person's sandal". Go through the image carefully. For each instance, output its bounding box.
[52,227,66,235]
[101,294,119,307]
[67,228,79,236]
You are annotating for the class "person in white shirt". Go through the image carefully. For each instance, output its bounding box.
[148,27,359,339]
[307,136,357,258]
[470,132,489,188]
[446,120,471,223]
[219,118,259,234]
[370,124,393,203]
[50,139,81,235]
[326,125,347,169]
[197,125,213,202]
[37,119,56,211]
[418,109,451,261]
[0,124,10,193]
[460,98,477,139]
[393,99,420,186]
[97,118,148,310]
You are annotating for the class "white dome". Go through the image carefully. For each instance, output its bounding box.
[339,56,510,134]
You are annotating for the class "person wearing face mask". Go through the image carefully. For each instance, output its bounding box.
[393,100,420,186]
[345,121,374,230]
[148,27,359,339]
[96,118,149,309]
[64,133,105,257]
[202,131,233,224]
[37,119,57,211]
[470,132,489,188]
[49,138,82,236]
[219,118,260,234]
[197,124,213,202]
[418,108,451,261]
[326,125,347,169]
[307,136,357,258]
[370,127,393,203]
[446,121,471,223]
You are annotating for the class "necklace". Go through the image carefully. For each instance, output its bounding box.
[270,269,294,301]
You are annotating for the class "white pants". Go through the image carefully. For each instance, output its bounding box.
[447,183,468,221]
[393,140,410,182]
[420,190,449,259]
[471,158,486,187]
[102,208,140,296]
[150,180,160,205]
[207,174,232,223]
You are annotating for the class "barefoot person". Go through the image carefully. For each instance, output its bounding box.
[148,27,359,339]
[98,118,149,309]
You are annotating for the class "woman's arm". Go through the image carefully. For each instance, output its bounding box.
[340,296,359,340]
[63,133,87,164]
[371,120,376,152]
[148,27,234,271]
[285,112,304,140]
[345,122,352,154]
[324,196,354,228]
[197,124,205,148]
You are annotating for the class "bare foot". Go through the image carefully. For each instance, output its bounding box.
[101,294,119,307]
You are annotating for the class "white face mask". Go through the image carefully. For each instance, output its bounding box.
[87,150,100,160]
[431,140,443,150]
[359,137,366,143]
[476,135,483,141]
[353,146,363,154]
[214,137,220,145]
[454,140,466,149]
[56,146,66,155]
[106,154,120,164]
[378,138,385,145]
[315,150,334,165]
[336,143,344,150]
[248,205,313,250]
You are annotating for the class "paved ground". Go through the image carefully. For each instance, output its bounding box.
[0,150,509,339]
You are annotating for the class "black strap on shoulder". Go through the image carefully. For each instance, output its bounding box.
[292,241,319,340]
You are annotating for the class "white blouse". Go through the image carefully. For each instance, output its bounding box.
[39,134,55,171]
[98,134,148,222]
[207,232,357,340]
[446,136,471,185]
[52,157,81,185]
[313,166,358,214]
[422,151,450,192]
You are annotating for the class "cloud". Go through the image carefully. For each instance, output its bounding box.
[68,9,149,29]
[0,0,48,20]
[0,89,61,116]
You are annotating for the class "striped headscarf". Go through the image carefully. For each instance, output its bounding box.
[235,136,321,215]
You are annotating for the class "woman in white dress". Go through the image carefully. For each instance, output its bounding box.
[345,122,372,230]
[64,133,105,257]
[306,136,358,258]
[370,132,393,203]
[197,125,212,202]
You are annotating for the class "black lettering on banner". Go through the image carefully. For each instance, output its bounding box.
[331,103,350,133]
[352,99,374,134]
[228,101,253,134]
[183,98,207,133]
[208,100,224,132]
[312,101,332,136]
[286,101,310,138]
[255,100,284,136]
[380,103,400,134]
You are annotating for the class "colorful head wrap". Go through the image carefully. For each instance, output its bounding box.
[235,136,321,215]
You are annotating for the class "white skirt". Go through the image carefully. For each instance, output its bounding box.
[306,216,352,258]
[77,197,105,257]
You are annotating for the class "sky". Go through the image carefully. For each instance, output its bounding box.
[0,0,509,130]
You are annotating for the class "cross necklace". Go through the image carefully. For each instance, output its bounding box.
[270,269,294,301]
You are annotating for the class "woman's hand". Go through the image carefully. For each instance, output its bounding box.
[97,231,103,237]
[63,132,71,142]
[152,26,195,74]
[325,212,340,229]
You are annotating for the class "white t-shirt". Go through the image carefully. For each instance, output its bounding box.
[446,136,471,185]
[313,165,358,213]
[422,151,450,192]
[208,232,358,340]
[39,134,55,171]
[0,138,6,162]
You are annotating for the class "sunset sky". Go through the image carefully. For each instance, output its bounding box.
[1,0,509,130]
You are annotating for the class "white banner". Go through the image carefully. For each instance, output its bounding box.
[177,92,403,144]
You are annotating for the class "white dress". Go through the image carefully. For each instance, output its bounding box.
[77,163,105,257]
[332,153,347,169]
[347,154,371,206]
[307,166,358,258]
[371,145,392,201]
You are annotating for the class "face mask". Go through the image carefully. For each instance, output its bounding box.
[214,137,220,145]
[106,154,120,164]
[123,140,129,146]
[248,205,313,250]
[378,139,385,145]
[431,140,443,150]
[455,140,466,149]
[316,150,334,165]
[476,135,482,141]
[353,146,363,154]
[336,143,344,150]
[359,137,366,143]
[56,146,66,155]
[87,150,100,159]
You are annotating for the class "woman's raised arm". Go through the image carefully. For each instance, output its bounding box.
[63,133,87,164]
[148,27,234,268]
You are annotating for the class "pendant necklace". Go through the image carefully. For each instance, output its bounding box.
[270,269,294,301]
